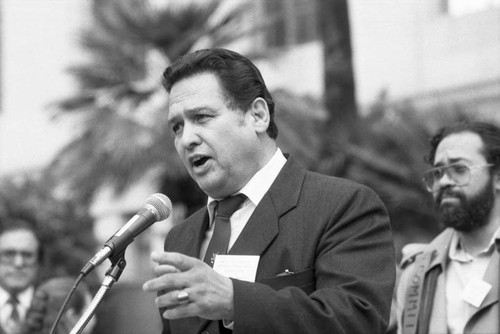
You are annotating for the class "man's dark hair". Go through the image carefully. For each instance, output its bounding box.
[426,121,500,172]
[0,220,44,264]
[162,48,278,139]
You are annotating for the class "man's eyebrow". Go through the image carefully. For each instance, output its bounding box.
[186,107,212,114]
[433,158,471,167]
[166,115,178,125]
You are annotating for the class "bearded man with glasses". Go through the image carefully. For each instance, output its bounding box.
[396,121,500,334]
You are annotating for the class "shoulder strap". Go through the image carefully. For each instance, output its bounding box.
[416,263,441,334]
[402,251,439,334]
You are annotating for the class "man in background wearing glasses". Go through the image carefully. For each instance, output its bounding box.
[0,222,42,334]
[396,121,500,334]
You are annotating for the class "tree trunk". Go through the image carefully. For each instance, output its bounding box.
[317,0,358,175]
[318,0,357,138]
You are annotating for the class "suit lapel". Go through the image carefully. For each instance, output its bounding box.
[228,194,279,255]
[228,157,304,256]
[474,250,499,310]
[173,208,209,258]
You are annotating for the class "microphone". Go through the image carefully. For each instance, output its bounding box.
[81,193,172,276]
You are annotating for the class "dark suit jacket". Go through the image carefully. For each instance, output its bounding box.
[161,157,395,334]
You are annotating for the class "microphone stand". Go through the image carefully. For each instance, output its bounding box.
[69,252,127,334]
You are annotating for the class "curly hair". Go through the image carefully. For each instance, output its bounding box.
[426,121,500,172]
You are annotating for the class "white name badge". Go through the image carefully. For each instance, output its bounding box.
[462,278,491,308]
[213,255,260,282]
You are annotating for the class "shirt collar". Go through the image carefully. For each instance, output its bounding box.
[206,148,286,216]
[0,286,34,308]
[17,287,34,309]
[449,226,500,262]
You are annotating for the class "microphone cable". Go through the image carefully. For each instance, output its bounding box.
[49,273,84,334]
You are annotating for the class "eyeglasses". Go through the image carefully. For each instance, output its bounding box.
[423,163,494,192]
[0,249,38,266]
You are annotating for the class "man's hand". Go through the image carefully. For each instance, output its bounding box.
[142,252,234,321]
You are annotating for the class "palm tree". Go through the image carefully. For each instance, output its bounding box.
[47,0,324,215]
[318,0,357,129]
[47,0,246,210]
[316,0,358,179]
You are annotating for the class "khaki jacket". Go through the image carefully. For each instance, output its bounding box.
[396,228,499,334]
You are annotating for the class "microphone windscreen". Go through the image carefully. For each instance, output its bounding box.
[145,193,172,221]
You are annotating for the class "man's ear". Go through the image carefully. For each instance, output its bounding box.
[248,97,270,134]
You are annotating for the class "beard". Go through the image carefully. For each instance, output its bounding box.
[435,180,494,232]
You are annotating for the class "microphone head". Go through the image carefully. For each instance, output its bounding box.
[145,193,172,220]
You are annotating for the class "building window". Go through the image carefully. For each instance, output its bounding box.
[263,0,319,48]
[445,0,500,16]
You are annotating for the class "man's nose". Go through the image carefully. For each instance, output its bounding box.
[178,123,201,149]
[437,171,455,188]
[12,253,26,266]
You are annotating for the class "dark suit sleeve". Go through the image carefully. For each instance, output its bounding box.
[232,181,396,334]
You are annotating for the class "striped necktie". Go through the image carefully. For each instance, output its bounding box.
[203,194,246,267]
[7,295,19,322]
[4,295,21,334]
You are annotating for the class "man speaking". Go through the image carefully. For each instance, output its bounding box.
[143,48,395,334]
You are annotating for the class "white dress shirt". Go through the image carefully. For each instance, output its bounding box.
[199,148,286,260]
[446,227,500,333]
[0,286,34,331]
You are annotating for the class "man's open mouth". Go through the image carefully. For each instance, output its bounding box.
[192,156,210,167]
